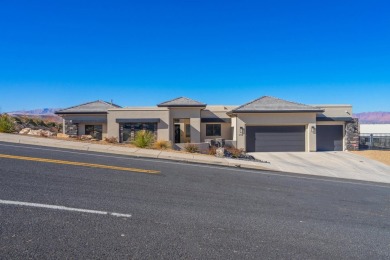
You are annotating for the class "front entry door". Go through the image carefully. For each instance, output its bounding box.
[174,124,181,143]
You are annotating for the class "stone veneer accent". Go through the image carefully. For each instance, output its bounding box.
[64,120,78,136]
[345,118,359,151]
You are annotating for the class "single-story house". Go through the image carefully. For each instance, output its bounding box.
[55,96,358,152]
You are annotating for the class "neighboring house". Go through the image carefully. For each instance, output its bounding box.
[359,124,390,150]
[55,100,121,140]
[56,96,358,152]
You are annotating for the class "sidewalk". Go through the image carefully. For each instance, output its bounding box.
[0,133,270,171]
[2,133,389,184]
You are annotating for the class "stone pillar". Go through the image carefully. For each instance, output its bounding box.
[64,120,78,136]
[345,118,359,151]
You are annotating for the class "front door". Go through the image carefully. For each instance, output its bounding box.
[174,124,181,143]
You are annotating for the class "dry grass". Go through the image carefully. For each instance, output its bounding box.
[351,150,390,166]
[153,140,171,150]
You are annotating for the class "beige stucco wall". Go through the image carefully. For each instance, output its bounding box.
[314,105,352,118]
[234,112,318,152]
[107,108,170,142]
[170,108,202,143]
[200,123,232,141]
[200,106,234,142]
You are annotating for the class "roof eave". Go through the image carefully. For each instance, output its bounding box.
[157,105,206,108]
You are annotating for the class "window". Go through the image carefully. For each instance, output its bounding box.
[122,123,157,142]
[85,125,103,140]
[206,124,221,136]
[185,124,191,138]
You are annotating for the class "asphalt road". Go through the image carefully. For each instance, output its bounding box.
[0,142,389,259]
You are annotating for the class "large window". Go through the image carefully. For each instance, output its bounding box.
[206,124,221,136]
[85,125,103,140]
[121,123,157,142]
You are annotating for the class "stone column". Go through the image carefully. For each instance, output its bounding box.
[345,118,359,151]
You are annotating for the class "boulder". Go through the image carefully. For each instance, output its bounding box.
[80,135,93,140]
[57,133,69,138]
[28,129,43,136]
[215,147,225,158]
[19,128,31,135]
[41,130,53,137]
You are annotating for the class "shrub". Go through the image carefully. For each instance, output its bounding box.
[104,136,118,144]
[0,114,15,133]
[208,146,217,155]
[226,147,244,158]
[132,130,155,148]
[184,143,199,153]
[154,140,171,150]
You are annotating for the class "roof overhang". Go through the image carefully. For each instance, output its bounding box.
[316,116,353,122]
[201,118,231,123]
[157,105,206,108]
[116,118,161,123]
[69,119,107,124]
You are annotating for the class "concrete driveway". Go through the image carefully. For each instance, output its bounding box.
[248,151,390,184]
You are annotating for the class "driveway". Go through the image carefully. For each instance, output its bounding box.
[248,151,390,184]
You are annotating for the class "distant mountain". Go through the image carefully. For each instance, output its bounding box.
[6,108,63,123]
[353,112,390,124]
[8,108,61,116]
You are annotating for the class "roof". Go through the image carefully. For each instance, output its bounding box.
[231,96,324,113]
[55,100,121,114]
[157,97,206,107]
[360,124,390,134]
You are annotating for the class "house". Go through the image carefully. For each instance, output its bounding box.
[55,100,121,140]
[359,124,390,150]
[55,96,358,152]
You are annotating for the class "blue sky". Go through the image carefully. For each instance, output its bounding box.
[0,0,389,113]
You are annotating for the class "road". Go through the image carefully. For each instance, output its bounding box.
[0,142,389,259]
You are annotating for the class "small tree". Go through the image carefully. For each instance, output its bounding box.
[0,114,15,133]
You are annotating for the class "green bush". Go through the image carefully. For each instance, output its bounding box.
[0,114,15,133]
[184,143,199,153]
[132,130,155,148]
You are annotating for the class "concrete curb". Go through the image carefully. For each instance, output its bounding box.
[0,133,272,172]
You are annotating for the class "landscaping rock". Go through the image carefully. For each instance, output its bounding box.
[19,128,31,135]
[41,130,53,137]
[80,135,93,140]
[216,147,225,158]
[57,133,69,138]
[28,129,43,136]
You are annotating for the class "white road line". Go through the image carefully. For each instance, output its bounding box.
[0,199,132,218]
[1,142,390,189]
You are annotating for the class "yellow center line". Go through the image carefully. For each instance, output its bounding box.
[0,154,160,175]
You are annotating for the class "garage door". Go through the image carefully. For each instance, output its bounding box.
[316,125,343,151]
[246,126,306,152]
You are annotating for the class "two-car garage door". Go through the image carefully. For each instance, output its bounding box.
[246,126,306,152]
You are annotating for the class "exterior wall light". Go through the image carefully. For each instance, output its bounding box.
[311,126,316,134]
[239,126,245,136]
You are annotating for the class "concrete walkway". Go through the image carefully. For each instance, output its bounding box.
[249,151,390,184]
[1,133,389,184]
